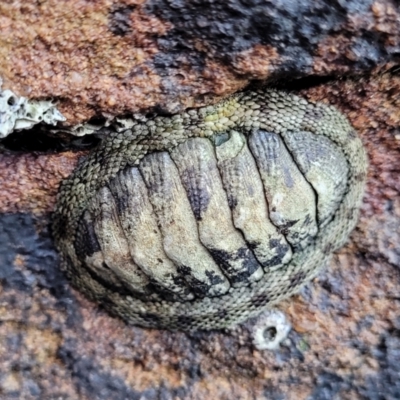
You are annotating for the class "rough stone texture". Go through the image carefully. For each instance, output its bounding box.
[0,0,399,125]
[1,71,400,399]
[0,151,81,215]
[0,0,400,399]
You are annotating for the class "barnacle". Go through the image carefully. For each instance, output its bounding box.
[252,310,291,350]
[0,78,65,138]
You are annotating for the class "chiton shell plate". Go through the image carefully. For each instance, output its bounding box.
[53,89,367,330]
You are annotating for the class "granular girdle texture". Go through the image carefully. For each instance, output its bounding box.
[53,89,367,330]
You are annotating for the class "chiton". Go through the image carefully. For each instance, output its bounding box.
[53,89,367,330]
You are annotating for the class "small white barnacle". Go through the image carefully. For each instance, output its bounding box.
[52,88,367,331]
[252,309,291,350]
[0,78,65,138]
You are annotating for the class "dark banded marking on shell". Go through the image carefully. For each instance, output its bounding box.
[53,88,367,330]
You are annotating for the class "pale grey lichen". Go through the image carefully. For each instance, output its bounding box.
[0,78,66,138]
[252,310,291,350]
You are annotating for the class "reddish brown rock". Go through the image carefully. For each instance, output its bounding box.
[0,0,399,125]
[0,150,82,214]
[0,1,400,399]
[1,71,400,399]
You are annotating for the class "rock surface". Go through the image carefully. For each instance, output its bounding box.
[0,0,400,399]
[0,0,399,125]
